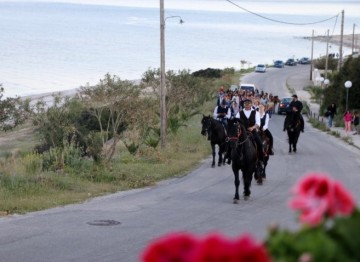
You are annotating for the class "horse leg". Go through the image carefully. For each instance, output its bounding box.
[232,167,240,204]
[293,134,299,152]
[225,143,231,165]
[243,169,253,200]
[211,144,216,168]
[255,162,263,185]
[218,146,222,167]
[221,144,227,166]
[262,158,268,179]
[264,163,267,179]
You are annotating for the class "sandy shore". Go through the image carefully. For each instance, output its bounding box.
[305,33,360,51]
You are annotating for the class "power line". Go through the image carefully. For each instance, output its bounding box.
[225,0,340,26]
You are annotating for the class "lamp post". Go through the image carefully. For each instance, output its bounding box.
[324,79,330,87]
[159,0,183,149]
[344,80,352,110]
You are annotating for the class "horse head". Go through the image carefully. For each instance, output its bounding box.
[227,118,244,148]
[201,115,212,137]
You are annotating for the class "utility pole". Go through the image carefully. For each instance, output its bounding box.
[160,0,166,148]
[325,29,329,79]
[338,10,344,70]
[352,23,355,55]
[310,30,314,81]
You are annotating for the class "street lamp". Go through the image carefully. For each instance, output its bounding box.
[324,79,330,86]
[160,0,183,148]
[344,80,352,110]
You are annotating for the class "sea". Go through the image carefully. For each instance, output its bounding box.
[0,0,359,98]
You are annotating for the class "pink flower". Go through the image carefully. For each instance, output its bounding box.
[191,233,270,262]
[329,181,355,216]
[289,173,355,226]
[141,232,271,262]
[141,232,199,262]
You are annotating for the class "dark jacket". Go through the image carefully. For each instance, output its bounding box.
[327,104,337,117]
[289,100,303,112]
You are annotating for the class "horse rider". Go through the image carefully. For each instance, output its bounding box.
[283,105,302,131]
[259,104,274,155]
[213,98,231,129]
[289,94,304,132]
[235,99,265,165]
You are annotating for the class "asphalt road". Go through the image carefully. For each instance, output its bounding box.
[1,66,360,262]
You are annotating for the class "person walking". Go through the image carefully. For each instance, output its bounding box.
[352,111,359,135]
[343,110,352,133]
[216,86,225,106]
[326,103,337,128]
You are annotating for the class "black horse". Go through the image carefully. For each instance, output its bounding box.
[201,115,229,167]
[284,111,302,153]
[255,129,270,184]
[227,118,258,203]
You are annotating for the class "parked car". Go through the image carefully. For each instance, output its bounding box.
[285,58,297,66]
[277,97,293,114]
[274,60,284,68]
[255,64,266,73]
[299,57,311,64]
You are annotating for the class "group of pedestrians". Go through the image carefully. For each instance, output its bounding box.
[213,86,275,166]
[325,103,359,135]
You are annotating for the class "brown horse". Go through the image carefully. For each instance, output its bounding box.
[254,130,270,185]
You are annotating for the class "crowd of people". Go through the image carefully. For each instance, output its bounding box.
[212,85,307,163]
[213,86,277,164]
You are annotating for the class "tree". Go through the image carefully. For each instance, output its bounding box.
[0,85,32,131]
[142,69,210,136]
[323,56,360,112]
[78,74,141,164]
[32,94,79,170]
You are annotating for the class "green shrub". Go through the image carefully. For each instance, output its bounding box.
[22,152,43,175]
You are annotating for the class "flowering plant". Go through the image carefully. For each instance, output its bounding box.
[141,173,360,262]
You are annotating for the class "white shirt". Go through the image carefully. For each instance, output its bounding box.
[260,112,269,130]
[213,106,231,119]
[235,109,261,127]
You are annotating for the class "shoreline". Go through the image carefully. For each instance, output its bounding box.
[19,33,359,104]
[304,33,360,51]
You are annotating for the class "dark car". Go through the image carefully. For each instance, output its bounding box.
[299,57,311,64]
[285,58,297,66]
[277,97,293,114]
[274,60,284,68]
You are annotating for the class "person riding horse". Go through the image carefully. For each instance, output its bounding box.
[259,104,274,155]
[235,99,265,166]
[289,94,304,132]
[283,106,302,153]
[213,98,231,129]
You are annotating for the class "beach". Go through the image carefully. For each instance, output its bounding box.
[307,34,360,52]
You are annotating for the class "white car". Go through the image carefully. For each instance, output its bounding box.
[255,64,266,73]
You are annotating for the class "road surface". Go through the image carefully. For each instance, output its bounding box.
[1,65,360,262]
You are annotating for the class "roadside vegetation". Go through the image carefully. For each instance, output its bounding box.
[304,56,359,143]
[0,67,244,214]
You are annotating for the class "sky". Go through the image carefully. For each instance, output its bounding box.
[9,0,360,17]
